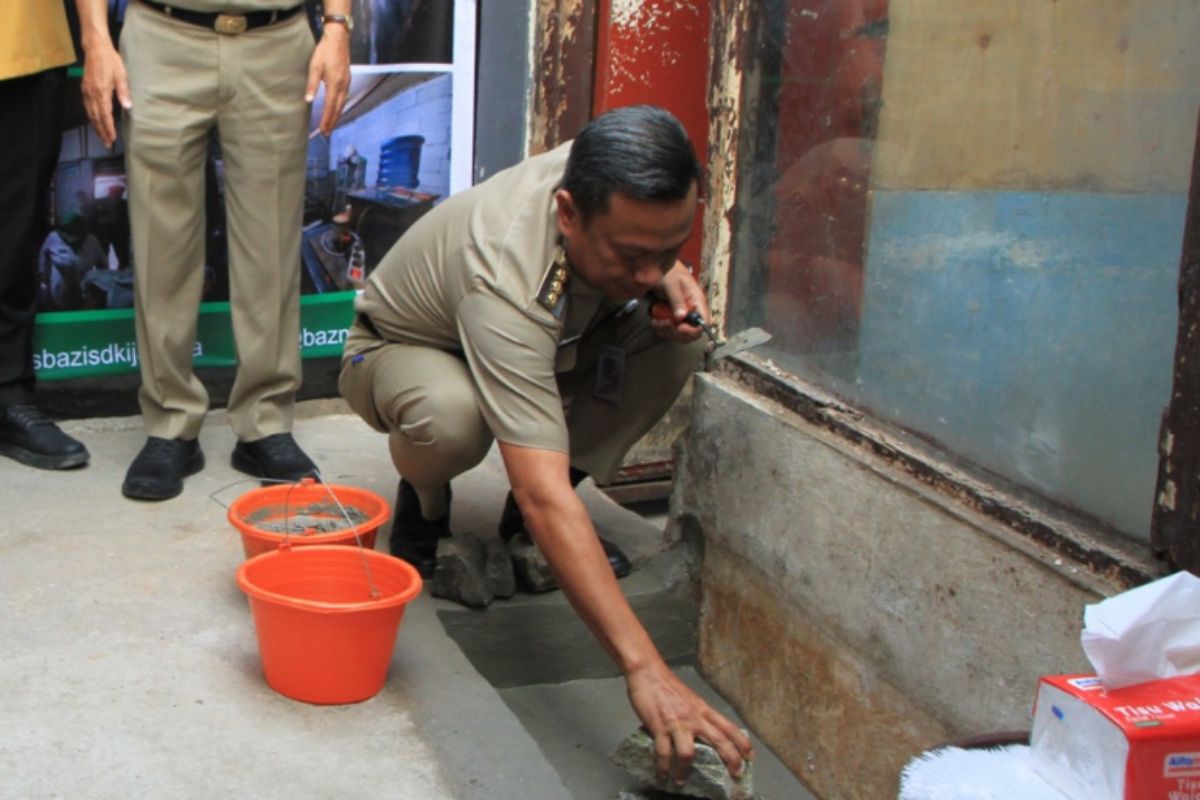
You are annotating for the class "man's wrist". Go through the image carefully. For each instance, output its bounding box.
[80,30,114,53]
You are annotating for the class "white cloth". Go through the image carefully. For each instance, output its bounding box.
[899,745,1068,800]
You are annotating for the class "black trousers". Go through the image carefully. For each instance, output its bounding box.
[0,68,64,407]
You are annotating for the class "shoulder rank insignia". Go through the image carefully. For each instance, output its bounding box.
[537,247,570,320]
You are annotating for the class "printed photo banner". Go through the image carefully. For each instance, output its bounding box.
[35,0,476,380]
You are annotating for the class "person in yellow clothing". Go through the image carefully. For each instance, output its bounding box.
[0,1,91,470]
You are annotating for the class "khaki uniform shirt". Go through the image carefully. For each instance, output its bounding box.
[0,1,75,82]
[354,143,618,455]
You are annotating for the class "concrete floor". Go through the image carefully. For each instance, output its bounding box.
[0,401,811,799]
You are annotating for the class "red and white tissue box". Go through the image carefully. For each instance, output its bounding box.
[1030,673,1200,800]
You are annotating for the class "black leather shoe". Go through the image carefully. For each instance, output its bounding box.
[600,537,633,579]
[231,432,319,484]
[498,490,633,579]
[389,479,452,578]
[122,437,204,501]
[0,405,89,469]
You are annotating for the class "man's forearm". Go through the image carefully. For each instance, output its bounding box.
[74,0,114,53]
[530,492,658,672]
[495,401,751,780]
[499,443,663,675]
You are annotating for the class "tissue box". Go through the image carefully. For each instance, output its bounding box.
[1030,673,1200,800]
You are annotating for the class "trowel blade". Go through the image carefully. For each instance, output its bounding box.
[707,327,771,364]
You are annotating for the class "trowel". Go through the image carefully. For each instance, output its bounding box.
[704,326,771,367]
[677,309,771,368]
[657,306,771,368]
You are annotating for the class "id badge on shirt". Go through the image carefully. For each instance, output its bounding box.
[593,344,626,405]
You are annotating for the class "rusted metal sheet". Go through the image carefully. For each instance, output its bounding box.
[593,0,710,142]
[1152,108,1200,575]
[700,544,950,800]
[530,0,598,154]
[590,1,716,485]
[594,0,711,271]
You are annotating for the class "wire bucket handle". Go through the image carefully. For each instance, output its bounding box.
[211,475,382,599]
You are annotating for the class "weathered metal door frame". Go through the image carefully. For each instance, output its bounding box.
[529,0,598,155]
[1152,108,1200,575]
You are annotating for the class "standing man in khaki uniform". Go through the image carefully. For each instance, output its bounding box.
[75,0,352,500]
[340,106,754,784]
[0,1,91,470]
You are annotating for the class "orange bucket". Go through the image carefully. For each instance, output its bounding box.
[236,545,423,704]
[227,479,390,559]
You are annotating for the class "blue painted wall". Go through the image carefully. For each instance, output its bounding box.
[855,190,1184,537]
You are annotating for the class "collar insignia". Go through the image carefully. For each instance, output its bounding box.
[537,247,570,319]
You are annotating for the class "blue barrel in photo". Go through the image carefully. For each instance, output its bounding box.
[378,135,425,190]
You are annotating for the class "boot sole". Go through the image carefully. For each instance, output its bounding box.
[121,451,206,501]
[0,441,90,470]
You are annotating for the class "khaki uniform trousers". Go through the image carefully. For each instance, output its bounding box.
[121,2,312,441]
[339,305,705,492]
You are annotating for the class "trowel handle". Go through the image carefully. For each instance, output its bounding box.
[649,302,674,322]
[649,302,702,327]
[649,302,718,343]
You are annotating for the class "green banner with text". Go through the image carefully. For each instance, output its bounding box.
[33,291,357,381]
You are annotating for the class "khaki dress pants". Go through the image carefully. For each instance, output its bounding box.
[121,2,312,441]
[339,306,705,492]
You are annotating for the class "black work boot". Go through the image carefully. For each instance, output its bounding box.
[122,437,205,501]
[0,405,90,470]
[389,479,452,578]
[232,432,319,484]
[498,489,633,580]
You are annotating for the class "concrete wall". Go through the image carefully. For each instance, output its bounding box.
[675,371,1128,800]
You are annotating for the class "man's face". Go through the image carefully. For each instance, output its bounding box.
[555,183,698,301]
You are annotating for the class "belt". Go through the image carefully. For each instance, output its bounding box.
[140,0,303,34]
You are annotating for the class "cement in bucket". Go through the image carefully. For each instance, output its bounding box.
[227,479,390,560]
[236,545,423,704]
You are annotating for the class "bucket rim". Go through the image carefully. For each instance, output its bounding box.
[227,482,390,541]
[235,545,423,612]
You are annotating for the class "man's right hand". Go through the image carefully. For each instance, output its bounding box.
[626,660,754,786]
[76,0,131,149]
[498,442,754,784]
[80,43,131,149]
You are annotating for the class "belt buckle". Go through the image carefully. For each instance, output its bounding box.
[214,13,248,34]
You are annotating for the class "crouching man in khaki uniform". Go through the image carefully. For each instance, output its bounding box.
[339,105,753,782]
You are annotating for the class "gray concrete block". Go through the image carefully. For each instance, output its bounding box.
[486,535,516,599]
[508,530,559,593]
[432,531,494,608]
[611,728,754,800]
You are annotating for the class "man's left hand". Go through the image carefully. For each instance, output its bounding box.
[306,21,352,136]
[651,261,712,343]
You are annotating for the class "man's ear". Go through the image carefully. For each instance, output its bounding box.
[554,189,580,239]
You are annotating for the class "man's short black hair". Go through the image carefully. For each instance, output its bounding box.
[562,105,702,221]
